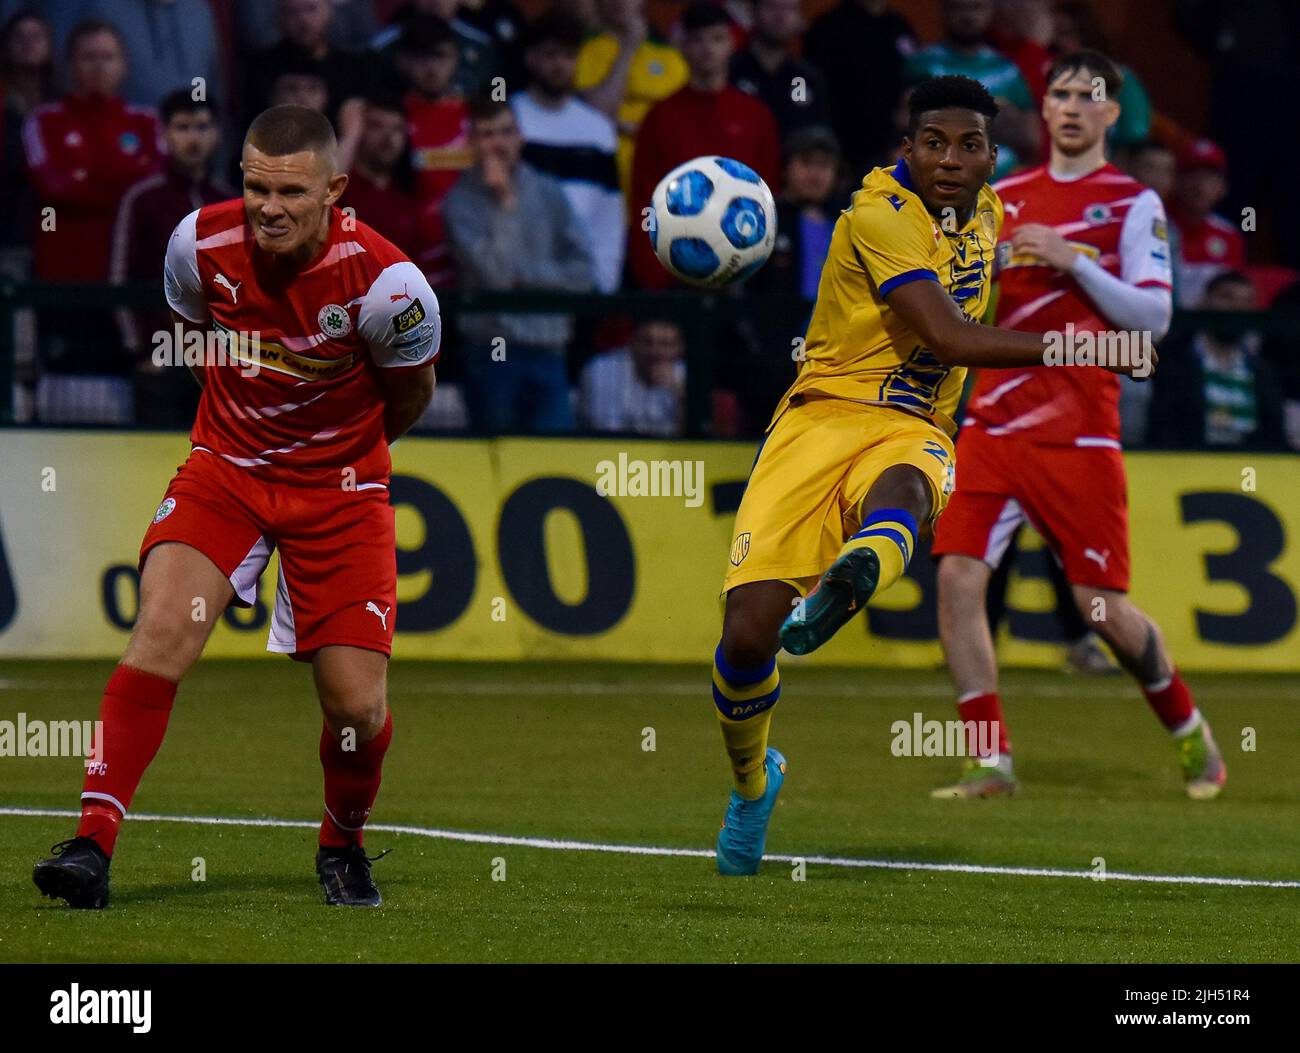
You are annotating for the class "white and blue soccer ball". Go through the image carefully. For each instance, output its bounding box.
[648,156,777,288]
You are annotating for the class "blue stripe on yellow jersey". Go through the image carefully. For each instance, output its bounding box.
[771,159,1003,438]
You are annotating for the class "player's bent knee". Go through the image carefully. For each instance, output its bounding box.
[318,688,387,739]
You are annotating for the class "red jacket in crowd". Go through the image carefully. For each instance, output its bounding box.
[23,93,164,282]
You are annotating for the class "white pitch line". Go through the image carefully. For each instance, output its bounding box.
[3,678,1296,701]
[3,806,1297,889]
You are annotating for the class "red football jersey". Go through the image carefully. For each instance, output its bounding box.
[164,200,441,486]
[964,163,1172,446]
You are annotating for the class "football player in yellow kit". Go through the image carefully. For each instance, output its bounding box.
[710,75,1153,875]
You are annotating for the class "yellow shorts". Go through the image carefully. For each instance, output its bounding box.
[722,397,956,595]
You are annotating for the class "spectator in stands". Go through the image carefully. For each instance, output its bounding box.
[267,53,330,112]
[373,0,500,99]
[574,0,688,198]
[237,0,380,52]
[245,0,372,124]
[23,18,163,423]
[1053,0,1151,149]
[1118,140,1185,445]
[628,2,780,289]
[987,0,1053,104]
[457,0,527,89]
[904,0,1040,179]
[730,0,831,142]
[111,90,230,429]
[513,11,624,293]
[40,0,225,124]
[747,126,841,305]
[1170,137,1246,308]
[1124,139,1177,202]
[1122,140,1184,297]
[803,0,915,175]
[339,96,420,259]
[444,97,593,434]
[1175,0,1300,271]
[734,125,841,430]
[1149,271,1285,450]
[580,318,685,436]
[0,8,51,115]
[0,9,53,279]
[398,14,471,287]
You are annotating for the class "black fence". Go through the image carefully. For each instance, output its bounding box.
[1,278,1297,445]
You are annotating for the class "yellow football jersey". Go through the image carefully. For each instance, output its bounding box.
[574,34,688,197]
[774,161,1003,438]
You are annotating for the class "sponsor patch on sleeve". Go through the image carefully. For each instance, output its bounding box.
[393,297,426,335]
[1152,218,1168,242]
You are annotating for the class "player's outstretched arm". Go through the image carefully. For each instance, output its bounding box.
[885,279,1156,376]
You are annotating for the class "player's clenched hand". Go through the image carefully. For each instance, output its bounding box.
[1102,341,1158,380]
[1011,223,1077,272]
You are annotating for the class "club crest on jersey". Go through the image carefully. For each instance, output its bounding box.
[393,297,426,335]
[1083,202,1113,225]
[730,532,751,567]
[153,497,176,523]
[979,209,996,239]
[318,303,351,339]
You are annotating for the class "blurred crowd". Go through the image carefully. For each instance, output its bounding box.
[0,0,1297,449]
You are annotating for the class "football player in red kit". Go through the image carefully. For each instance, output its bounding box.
[33,106,441,908]
[930,52,1226,800]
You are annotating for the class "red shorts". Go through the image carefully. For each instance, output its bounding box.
[140,449,396,660]
[932,426,1131,591]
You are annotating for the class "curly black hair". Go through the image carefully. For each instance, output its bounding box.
[906,75,1000,138]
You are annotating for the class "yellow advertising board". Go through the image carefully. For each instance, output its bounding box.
[0,432,1296,669]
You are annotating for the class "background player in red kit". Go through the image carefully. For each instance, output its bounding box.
[930,52,1226,801]
[33,105,441,909]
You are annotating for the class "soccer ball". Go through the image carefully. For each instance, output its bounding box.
[648,156,777,288]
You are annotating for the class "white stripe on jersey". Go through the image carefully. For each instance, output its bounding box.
[302,240,367,274]
[972,372,1033,408]
[999,289,1066,330]
[195,224,248,250]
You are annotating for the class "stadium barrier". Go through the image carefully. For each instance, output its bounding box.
[0,431,1296,669]
[0,281,728,435]
[3,280,1297,434]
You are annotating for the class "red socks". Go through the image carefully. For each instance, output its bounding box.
[73,665,393,855]
[1142,670,1198,733]
[319,711,393,849]
[77,663,178,856]
[956,691,1010,758]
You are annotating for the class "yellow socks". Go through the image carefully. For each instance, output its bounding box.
[839,506,919,596]
[712,644,780,800]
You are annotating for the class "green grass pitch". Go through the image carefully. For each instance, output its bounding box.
[1,659,1297,963]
